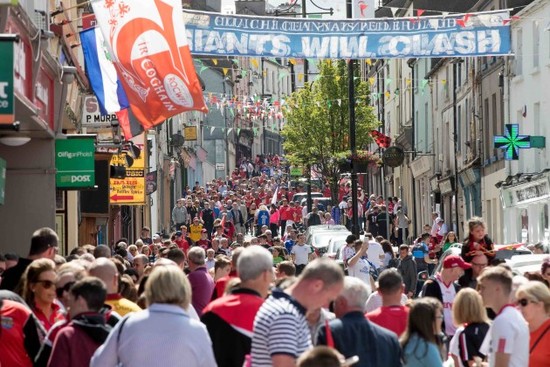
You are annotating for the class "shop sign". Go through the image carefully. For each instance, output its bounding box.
[215,163,225,171]
[8,20,32,99]
[0,40,14,125]
[382,146,405,167]
[410,155,431,178]
[512,180,550,206]
[109,133,145,205]
[439,178,455,195]
[55,138,96,189]
[81,95,118,127]
[35,65,54,129]
[184,126,197,141]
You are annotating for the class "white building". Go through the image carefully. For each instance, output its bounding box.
[499,0,550,244]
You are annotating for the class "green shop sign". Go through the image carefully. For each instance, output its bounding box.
[0,37,15,125]
[56,138,95,189]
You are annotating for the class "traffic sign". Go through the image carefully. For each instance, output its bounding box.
[109,133,146,205]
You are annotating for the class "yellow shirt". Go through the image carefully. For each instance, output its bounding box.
[106,294,142,316]
[189,223,203,243]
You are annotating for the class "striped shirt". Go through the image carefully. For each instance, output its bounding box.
[251,289,311,367]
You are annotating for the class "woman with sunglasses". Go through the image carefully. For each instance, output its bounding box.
[400,297,445,367]
[515,281,550,367]
[21,258,65,331]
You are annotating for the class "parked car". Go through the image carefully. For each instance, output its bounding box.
[308,230,351,256]
[304,224,348,242]
[506,254,547,275]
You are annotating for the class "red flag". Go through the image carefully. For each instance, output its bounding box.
[370,130,391,148]
[92,0,208,129]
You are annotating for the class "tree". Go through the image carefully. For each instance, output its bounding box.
[282,60,380,203]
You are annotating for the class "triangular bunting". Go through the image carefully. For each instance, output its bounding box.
[389,7,398,16]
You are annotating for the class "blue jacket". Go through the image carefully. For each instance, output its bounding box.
[318,311,402,367]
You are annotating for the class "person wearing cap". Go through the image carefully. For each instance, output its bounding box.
[172,198,188,231]
[422,255,469,340]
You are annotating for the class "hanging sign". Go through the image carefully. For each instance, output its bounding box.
[183,9,511,59]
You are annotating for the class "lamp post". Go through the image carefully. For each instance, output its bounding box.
[347,0,359,237]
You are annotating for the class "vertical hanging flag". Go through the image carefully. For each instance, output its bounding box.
[91,0,207,129]
[81,27,129,116]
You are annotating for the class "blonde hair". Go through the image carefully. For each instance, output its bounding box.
[22,258,56,305]
[145,265,191,308]
[453,288,489,325]
[516,281,550,314]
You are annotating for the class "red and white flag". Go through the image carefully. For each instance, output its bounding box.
[91,0,207,129]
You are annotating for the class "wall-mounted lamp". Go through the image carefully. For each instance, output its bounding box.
[0,136,31,147]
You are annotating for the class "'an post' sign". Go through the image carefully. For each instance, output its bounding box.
[56,138,96,189]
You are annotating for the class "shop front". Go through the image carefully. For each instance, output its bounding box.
[500,172,550,245]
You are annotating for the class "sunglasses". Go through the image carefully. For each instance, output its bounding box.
[35,280,55,289]
[516,298,534,307]
[56,281,75,298]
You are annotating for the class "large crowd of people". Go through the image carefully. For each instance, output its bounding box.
[1,164,550,367]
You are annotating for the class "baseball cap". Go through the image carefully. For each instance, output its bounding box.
[152,234,161,240]
[175,231,182,236]
[443,255,471,270]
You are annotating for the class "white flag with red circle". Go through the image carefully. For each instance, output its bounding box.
[91,0,207,129]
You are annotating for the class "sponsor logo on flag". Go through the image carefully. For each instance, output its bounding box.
[91,0,207,128]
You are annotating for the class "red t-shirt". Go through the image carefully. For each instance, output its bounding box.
[366,305,409,336]
[175,238,190,254]
[33,302,65,332]
[0,300,34,367]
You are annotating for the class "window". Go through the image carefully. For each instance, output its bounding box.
[424,102,429,152]
[444,66,449,99]
[492,93,498,157]
[533,22,540,68]
[457,105,462,150]
[484,97,490,159]
[516,28,523,75]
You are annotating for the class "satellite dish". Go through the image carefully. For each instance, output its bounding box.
[171,134,185,147]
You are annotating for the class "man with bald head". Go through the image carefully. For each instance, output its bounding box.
[89,258,141,316]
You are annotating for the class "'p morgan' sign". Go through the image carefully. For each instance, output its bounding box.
[56,138,96,189]
[81,95,118,127]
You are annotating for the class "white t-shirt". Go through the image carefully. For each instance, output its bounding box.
[348,257,372,293]
[434,274,457,337]
[480,305,529,367]
[342,245,356,267]
[367,241,384,269]
[291,244,312,265]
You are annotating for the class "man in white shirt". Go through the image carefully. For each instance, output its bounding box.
[478,266,529,367]
[365,233,385,269]
[347,239,375,293]
[291,233,315,275]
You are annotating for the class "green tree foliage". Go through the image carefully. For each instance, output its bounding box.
[282,60,380,200]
